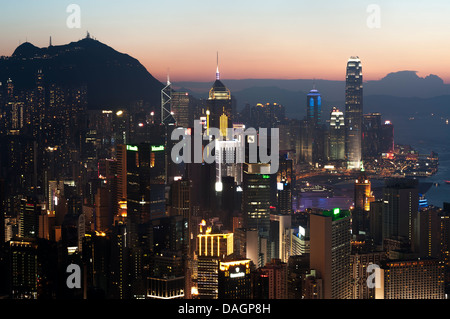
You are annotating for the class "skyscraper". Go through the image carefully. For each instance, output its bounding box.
[345,57,363,170]
[376,258,445,299]
[310,208,351,299]
[382,179,419,253]
[302,87,324,165]
[242,163,272,238]
[328,107,345,161]
[207,55,232,129]
[353,167,375,236]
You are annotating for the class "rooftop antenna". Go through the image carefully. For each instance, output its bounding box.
[216,51,220,80]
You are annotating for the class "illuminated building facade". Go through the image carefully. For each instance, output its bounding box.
[353,167,375,235]
[7,239,38,299]
[350,251,385,299]
[345,57,363,170]
[362,113,382,158]
[207,58,232,130]
[218,259,252,299]
[382,179,419,253]
[329,107,345,161]
[310,208,351,299]
[242,163,272,238]
[253,258,288,299]
[381,120,394,154]
[197,232,234,299]
[302,87,324,165]
[376,258,445,299]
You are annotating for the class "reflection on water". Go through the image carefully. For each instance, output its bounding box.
[388,115,450,207]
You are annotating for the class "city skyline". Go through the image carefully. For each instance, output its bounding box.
[1,0,450,83]
[1,0,450,304]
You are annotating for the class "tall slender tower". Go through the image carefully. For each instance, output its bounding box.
[345,57,363,170]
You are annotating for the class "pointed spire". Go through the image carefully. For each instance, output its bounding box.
[216,51,220,80]
[167,68,171,86]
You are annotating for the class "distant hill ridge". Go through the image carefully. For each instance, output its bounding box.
[0,37,164,109]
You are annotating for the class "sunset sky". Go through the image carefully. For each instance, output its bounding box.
[1,0,450,83]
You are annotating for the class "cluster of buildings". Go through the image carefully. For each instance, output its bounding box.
[0,51,447,300]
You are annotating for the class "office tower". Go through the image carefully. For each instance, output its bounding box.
[117,143,166,228]
[207,56,233,129]
[95,187,110,232]
[380,120,394,154]
[82,232,111,298]
[328,107,345,161]
[196,232,234,299]
[382,179,419,253]
[287,254,310,299]
[110,222,129,299]
[291,224,310,256]
[345,57,363,170]
[303,270,323,299]
[171,91,196,128]
[350,251,385,299]
[307,87,321,126]
[242,163,272,238]
[369,200,383,246]
[418,205,441,259]
[376,258,445,299]
[353,167,375,236]
[310,208,351,299]
[362,113,382,158]
[302,87,324,165]
[276,155,293,215]
[439,208,450,285]
[7,239,38,299]
[218,259,252,299]
[252,258,288,299]
[147,276,185,299]
[19,198,41,239]
[269,213,291,263]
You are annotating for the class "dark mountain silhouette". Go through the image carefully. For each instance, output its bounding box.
[0,37,164,109]
[175,71,450,120]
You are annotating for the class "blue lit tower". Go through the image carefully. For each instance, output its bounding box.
[307,87,321,127]
[303,86,324,165]
[345,57,363,170]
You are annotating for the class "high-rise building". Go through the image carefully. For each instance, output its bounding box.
[310,208,351,299]
[276,155,293,215]
[171,92,196,129]
[252,258,288,299]
[7,239,38,299]
[382,179,419,253]
[207,56,233,130]
[362,113,382,158]
[376,258,445,299]
[242,163,272,238]
[19,198,41,239]
[218,259,252,299]
[269,213,291,263]
[350,251,385,299]
[380,120,394,154]
[302,87,324,165]
[328,107,345,161]
[345,57,363,170]
[353,167,375,236]
[418,205,442,259]
[196,232,234,299]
